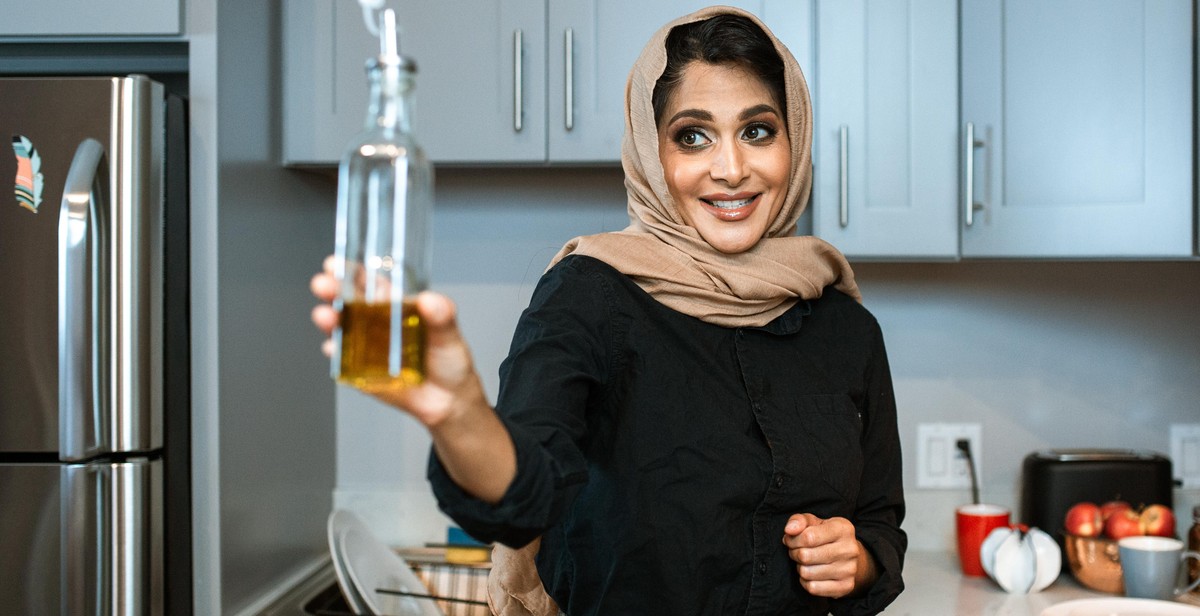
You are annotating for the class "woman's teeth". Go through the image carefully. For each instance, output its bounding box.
[705,197,754,209]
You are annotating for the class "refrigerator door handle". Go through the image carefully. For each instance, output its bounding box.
[59,138,111,462]
[62,460,163,615]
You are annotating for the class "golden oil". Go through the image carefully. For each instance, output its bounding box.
[335,298,425,390]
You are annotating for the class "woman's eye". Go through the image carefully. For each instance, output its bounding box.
[675,128,711,148]
[742,123,776,142]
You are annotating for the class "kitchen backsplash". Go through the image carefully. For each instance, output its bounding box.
[328,167,1200,552]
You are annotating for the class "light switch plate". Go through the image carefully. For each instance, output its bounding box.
[1170,423,1200,488]
[916,423,982,490]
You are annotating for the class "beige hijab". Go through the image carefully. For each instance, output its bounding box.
[549,5,859,327]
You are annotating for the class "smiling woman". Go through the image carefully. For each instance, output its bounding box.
[656,61,791,254]
[311,5,906,616]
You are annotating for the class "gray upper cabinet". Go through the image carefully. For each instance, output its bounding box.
[813,0,959,259]
[0,0,181,37]
[961,0,1193,258]
[283,0,812,166]
[283,0,546,165]
[283,2,1194,260]
[546,0,813,163]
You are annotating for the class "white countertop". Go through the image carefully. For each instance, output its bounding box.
[887,550,1200,615]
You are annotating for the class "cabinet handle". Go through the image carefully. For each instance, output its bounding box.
[963,122,985,227]
[839,124,849,228]
[564,28,574,131]
[513,29,523,132]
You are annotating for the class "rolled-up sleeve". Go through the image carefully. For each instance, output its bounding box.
[427,259,613,548]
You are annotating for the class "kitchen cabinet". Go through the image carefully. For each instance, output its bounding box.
[960,0,1193,258]
[813,0,1193,260]
[812,0,959,259]
[0,0,181,38]
[282,0,812,166]
[284,0,546,165]
[544,0,811,163]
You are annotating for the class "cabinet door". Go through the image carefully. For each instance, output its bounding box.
[961,0,1193,257]
[0,0,180,37]
[813,0,959,259]
[409,0,546,163]
[547,0,814,163]
[283,0,545,166]
[283,0,367,166]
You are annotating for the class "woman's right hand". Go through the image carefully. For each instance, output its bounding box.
[309,255,341,358]
[308,255,485,428]
[309,257,516,502]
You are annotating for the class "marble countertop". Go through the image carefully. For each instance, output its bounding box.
[887,550,1200,615]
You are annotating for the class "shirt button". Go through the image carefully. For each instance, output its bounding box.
[774,474,784,488]
[757,561,767,574]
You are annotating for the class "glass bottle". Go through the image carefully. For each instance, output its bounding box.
[332,10,433,391]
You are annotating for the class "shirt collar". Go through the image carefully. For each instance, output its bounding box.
[750,298,811,335]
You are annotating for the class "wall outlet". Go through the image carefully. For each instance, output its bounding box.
[1170,423,1200,488]
[916,423,982,490]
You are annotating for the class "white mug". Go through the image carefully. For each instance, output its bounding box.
[1117,536,1200,600]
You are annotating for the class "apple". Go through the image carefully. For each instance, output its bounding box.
[1099,500,1132,521]
[1139,504,1176,537]
[1104,508,1144,540]
[1064,502,1103,537]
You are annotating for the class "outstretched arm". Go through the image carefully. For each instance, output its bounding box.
[311,259,515,503]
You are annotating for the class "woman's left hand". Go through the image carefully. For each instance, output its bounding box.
[781,513,878,599]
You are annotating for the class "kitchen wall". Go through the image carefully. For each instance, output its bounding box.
[330,167,1200,554]
[189,1,337,613]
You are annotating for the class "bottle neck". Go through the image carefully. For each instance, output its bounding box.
[365,64,415,133]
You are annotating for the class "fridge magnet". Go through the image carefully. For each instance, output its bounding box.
[11,135,43,213]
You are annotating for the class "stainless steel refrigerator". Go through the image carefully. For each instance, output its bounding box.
[0,75,190,615]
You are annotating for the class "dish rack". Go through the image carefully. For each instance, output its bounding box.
[405,548,491,616]
[305,547,490,616]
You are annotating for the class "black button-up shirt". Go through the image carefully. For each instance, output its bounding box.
[430,255,905,615]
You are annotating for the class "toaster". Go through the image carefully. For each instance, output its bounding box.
[1019,449,1174,540]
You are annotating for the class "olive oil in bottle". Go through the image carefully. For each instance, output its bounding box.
[337,298,425,390]
[331,8,432,390]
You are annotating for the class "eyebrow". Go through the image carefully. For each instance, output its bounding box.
[666,109,713,126]
[665,104,781,127]
[739,104,780,121]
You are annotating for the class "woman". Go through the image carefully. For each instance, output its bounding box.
[312,6,905,615]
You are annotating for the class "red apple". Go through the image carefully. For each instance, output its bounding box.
[1064,502,1103,537]
[1139,504,1176,537]
[1099,500,1132,521]
[1104,508,1144,540]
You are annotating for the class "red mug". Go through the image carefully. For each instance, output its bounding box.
[956,504,1010,576]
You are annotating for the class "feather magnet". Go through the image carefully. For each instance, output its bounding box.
[12,135,43,213]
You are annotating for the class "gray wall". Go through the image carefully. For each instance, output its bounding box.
[190,1,336,613]
[333,168,1200,556]
[856,260,1200,550]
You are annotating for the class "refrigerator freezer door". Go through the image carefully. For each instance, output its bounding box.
[0,76,163,459]
[0,463,61,611]
[63,458,164,616]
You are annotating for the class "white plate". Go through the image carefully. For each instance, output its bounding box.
[328,510,370,614]
[1041,598,1200,616]
[340,518,443,616]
